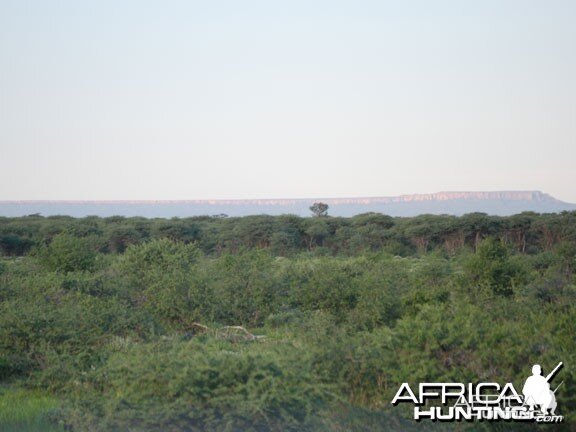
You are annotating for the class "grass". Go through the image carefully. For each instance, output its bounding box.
[0,387,64,432]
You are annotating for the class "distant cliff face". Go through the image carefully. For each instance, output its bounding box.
[303,191,573,217]
[0,191,574,218]
[389,190,554,202]
[314,191,558,206]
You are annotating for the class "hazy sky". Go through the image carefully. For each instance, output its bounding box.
[1,1,575,201]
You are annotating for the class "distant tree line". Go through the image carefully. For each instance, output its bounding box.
[1,211,575,257]
[0,210,575,430]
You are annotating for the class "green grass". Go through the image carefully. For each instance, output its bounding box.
[0,387,64,432]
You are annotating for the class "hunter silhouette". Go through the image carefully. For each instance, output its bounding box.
[522,363,562,415]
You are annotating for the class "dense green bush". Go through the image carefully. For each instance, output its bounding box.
[63,338,334,432]
[2,211,576,258]
[0,213,575,430]
[463,237,528,296]
[33,234,97,273]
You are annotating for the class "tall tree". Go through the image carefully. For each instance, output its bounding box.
[310,202,329,217]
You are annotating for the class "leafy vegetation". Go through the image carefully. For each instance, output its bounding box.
[0,387,63,432]
[0,211,575,430]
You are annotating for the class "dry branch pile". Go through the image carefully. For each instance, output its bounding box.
[190,322,265,342]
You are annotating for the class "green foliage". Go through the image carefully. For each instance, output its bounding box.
[0,388,63,432]
[290,258,362,318]
[0,288,137,384]
[0,234,34,256]
[310,202,329,217]
[205,250,280,325]
[112,239,204,329]
[33,234,97,273]
[0,213,575,430]
[63,338,334,432]
[464,237,527,296]
[2,211,576,258]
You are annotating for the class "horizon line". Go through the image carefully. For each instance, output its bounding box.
[0,190,567,205]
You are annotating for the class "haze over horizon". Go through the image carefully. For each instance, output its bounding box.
[1,1,575,202]
[2,190,575,218]
[1,190,574,204]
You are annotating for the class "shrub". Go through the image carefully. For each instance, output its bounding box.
[63,338,334,432]
[33,234,97,273]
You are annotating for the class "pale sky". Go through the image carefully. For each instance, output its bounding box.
[1,1,575,202]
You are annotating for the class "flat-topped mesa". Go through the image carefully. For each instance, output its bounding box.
[233,191,557,206]
[310,191,557,206]
[1,191,573,218]
[0,191,559,206]
[382,191,555,203]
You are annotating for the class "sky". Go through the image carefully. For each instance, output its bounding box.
[1,0,575,202]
